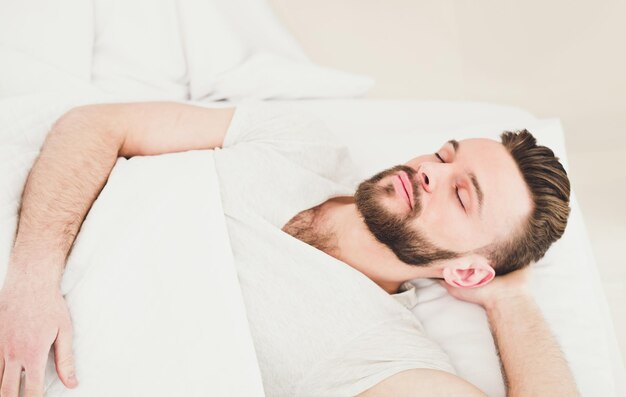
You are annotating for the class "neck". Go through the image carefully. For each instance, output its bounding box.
[310,197,441,294]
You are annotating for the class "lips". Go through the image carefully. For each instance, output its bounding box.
[397,171,414,209]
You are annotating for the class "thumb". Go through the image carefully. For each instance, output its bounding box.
[54,325,79,388]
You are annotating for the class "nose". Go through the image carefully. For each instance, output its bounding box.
[418,164,437,193]
[419,170,432,193]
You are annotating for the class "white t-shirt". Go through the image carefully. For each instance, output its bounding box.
[213,102,455,397]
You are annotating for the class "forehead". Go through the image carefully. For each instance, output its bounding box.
[453,138,532,238]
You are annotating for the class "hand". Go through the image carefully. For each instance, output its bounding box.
[0,278,78,397]
[439,265,532,310]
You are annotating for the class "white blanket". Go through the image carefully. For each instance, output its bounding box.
[0,95,265,396]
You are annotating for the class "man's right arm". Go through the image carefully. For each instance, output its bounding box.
[357,266,580,397]
[0,102,234,397]
[439,267,580,397]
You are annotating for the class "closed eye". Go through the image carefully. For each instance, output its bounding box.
[456,187,466,211]
[436,152,464,211]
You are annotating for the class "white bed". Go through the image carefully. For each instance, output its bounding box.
[0,0,624,396]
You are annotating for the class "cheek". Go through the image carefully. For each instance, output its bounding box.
[414,201,478,252]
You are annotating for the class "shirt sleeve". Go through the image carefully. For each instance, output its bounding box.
[214,101,361,228]
[222,100,323,148]
[222,100,353,177]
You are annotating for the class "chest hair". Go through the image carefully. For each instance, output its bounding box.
[282,205,338,254]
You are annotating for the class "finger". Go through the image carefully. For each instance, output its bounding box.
[23,358,46,397]
[53,327,78,389]
[0,361,23,397]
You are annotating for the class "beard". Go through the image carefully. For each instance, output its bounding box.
[354,164,458,266]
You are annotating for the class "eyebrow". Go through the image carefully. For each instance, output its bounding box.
[448,139,459,152]
[449,139,484,214]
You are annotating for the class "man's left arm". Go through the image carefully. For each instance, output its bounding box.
[0,102,234,396]
[441,267,580,397]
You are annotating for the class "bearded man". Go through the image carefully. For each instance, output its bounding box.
[0,101,578,397]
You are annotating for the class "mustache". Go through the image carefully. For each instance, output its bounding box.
[362,164,421,218]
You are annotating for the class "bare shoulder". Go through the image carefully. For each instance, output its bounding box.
[355,368,487,397]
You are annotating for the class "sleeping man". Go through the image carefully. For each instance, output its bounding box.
[0,101,579,397]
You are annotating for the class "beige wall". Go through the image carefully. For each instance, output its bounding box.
[268,0,626,363]
[269,0,625,148]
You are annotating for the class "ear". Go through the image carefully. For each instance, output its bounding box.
[441,255,495,289]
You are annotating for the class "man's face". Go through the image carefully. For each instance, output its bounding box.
[354,138,533,266]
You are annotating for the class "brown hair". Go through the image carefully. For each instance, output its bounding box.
[488,130,571,275]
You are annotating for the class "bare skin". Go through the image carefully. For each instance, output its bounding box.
[0,102,579,397]
[441,267,580,397]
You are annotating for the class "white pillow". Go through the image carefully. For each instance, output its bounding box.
[90,0,373,100]
[91,0,189,100]
[201,52,375,100]
[1,0,374,101]
[212,0,310,62]
[0,0,93,98]
[0,45,93,99]
[178,0,375,101]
